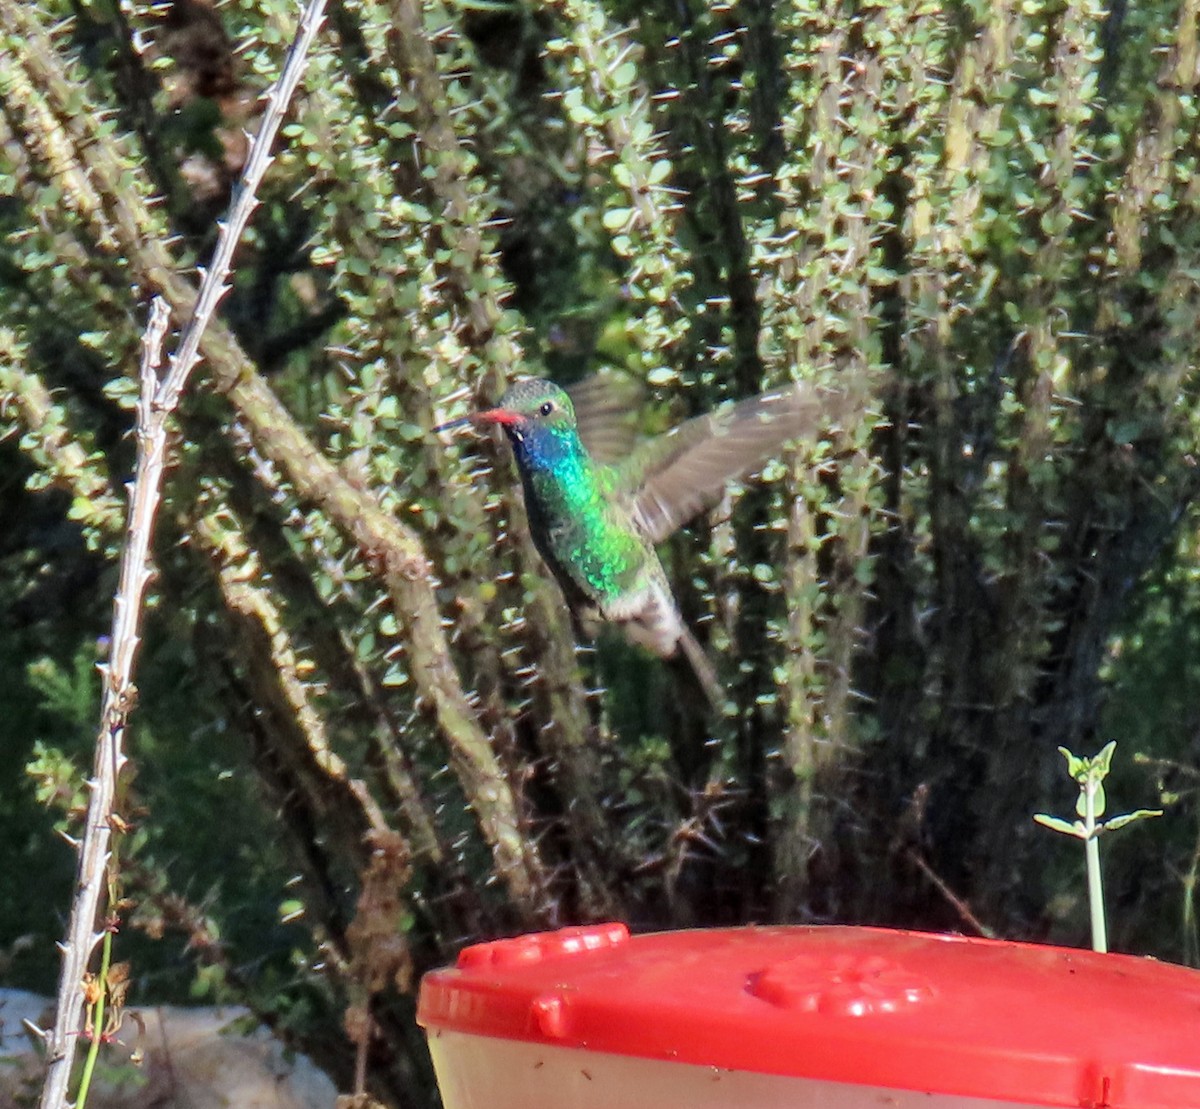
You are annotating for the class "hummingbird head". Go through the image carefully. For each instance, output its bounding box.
[435,379,584,469]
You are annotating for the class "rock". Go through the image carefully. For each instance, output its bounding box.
[0,990,338,1108]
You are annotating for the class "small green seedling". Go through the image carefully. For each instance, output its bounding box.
[1034,741,1162,953]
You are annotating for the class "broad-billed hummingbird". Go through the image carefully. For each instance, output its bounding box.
[436,376,840,709]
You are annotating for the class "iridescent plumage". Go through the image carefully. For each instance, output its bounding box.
[437,376,844,708]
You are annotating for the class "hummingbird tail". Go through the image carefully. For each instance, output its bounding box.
[677,627,726,713]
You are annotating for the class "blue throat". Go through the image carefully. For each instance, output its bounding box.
[507,423,582,478]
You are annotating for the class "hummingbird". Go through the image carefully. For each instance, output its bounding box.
[436,376,840,709]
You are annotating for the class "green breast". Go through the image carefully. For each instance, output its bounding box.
[526,459,646,604]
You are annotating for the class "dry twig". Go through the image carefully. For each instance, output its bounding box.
[37,2,329,1104]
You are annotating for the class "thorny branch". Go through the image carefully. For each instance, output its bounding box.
[37,1,329,1103]
[37,299,170,1109]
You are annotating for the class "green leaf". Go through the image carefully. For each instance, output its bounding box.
[1034,814,1085,838]
[610,60,638,89]
[1057,746,1085,779]
[1100,809,1164,833]
[382,664,409,687]
[602,208,632,231]
[1076,781,1107,819]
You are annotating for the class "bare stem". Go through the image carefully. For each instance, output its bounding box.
[1084,779,1108,954]
[38,299,171,1109]
[37,2,328,1103]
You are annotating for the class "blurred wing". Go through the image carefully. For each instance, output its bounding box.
[614,381,848,544]
[566,373,644,466]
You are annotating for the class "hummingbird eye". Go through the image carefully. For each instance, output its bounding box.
[538,401,554,417]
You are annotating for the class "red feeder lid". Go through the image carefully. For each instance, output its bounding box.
[417,923,1200,1109]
